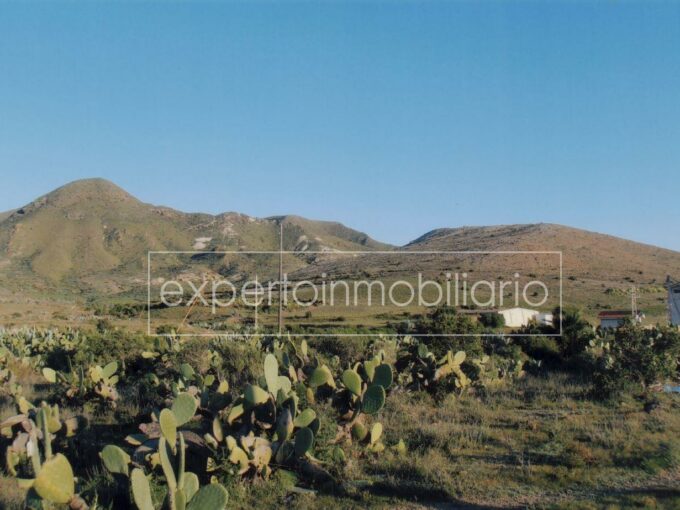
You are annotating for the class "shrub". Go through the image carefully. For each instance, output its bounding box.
[593,324,680,396]
[210,338,263,389]
[313,335,368,363]
[515,335,561,363]
[478,312,505,329]
[96,318,113,333]
[556,308,595,359]
[414,306,483,357]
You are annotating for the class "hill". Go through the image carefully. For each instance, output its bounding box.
[289,223,680,322]
[0,179,390,297]
[406,223,680,282]
[1,180,679,324]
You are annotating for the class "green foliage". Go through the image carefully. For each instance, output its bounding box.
[100,444,130,476]
[515,334,561,364]
[593,324,680,396]
[0,325,568,507]
[131,468,154,510]
[413,306,484,356]
[478,312,505,329]
[186,484,229,510]
[557,308,596,358]
[171,392,198,426]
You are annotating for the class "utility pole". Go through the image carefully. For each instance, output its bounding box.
[666,276,672,325]
[254,275,258,332]
[278,221,283,335]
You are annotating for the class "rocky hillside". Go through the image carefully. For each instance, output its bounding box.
[0,179,390,295]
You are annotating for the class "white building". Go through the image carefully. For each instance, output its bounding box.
[598,311,630,330]
[597,310,644,329]
[499,307,553,328]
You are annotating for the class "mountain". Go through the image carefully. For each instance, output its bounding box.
[0,209,16,223]
[0,178,390,295]
[1,179,678,322]
[289,223,680,321]
[406,223,680,282]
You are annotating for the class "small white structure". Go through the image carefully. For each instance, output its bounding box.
[499,307,552,328]
[597,310,643,330]
[537,312,554,327]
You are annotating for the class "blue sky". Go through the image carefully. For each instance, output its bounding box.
[1,2,679,249]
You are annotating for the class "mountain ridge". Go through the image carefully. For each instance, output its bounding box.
[0,178,392,293]
[1,178,679,322]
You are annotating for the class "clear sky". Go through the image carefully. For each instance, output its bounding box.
[1,2,679,250]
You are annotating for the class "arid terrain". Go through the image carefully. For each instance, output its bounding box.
[1,179,678,332]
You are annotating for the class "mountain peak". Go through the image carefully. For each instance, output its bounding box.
[6,178,143,218]
[45,178,138,204]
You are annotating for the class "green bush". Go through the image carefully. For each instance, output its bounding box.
[593,324,680,396]
[478,312,505,329]
[312,335,369,363]
[556,309,595,359]
[414,306,483,357]
[210,338,263,388]
[515,335,561,364]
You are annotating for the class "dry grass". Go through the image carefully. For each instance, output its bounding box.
[343,373,680,508]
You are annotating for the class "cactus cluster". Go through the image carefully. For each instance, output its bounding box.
[0,326,533,507]
[434,350,470,391]
[103,392,229,510]
[395,338,458,391]
[205,352,324,480]
[0,401,88,508]
[395,336,524,393]
[141,334,184,364]
[340,355,391,414]
[42,359,121,407]
[2,402,82,479]
[171,362,230,413]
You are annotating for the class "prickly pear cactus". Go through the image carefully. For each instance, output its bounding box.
[33,453,75,504]
[361,384,386,415]
[341,369,362,396]
[294,427,314,457]
[186,483,228,510]
[100,444,130,476]
[171,392,198,426]
[131,468,154,510]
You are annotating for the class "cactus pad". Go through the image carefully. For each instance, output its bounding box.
[33,453,75,504]
[361,384,385,415]
[100,444,130,476]
[160,408,178,446]
[372,364,393,389]
[131,468,154,510]
[244,384,270,406]
[294,427,314,457]
[186,483,229,510]
[264,354,280,394]
[171,393,198,426]
[341,369,362,396]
